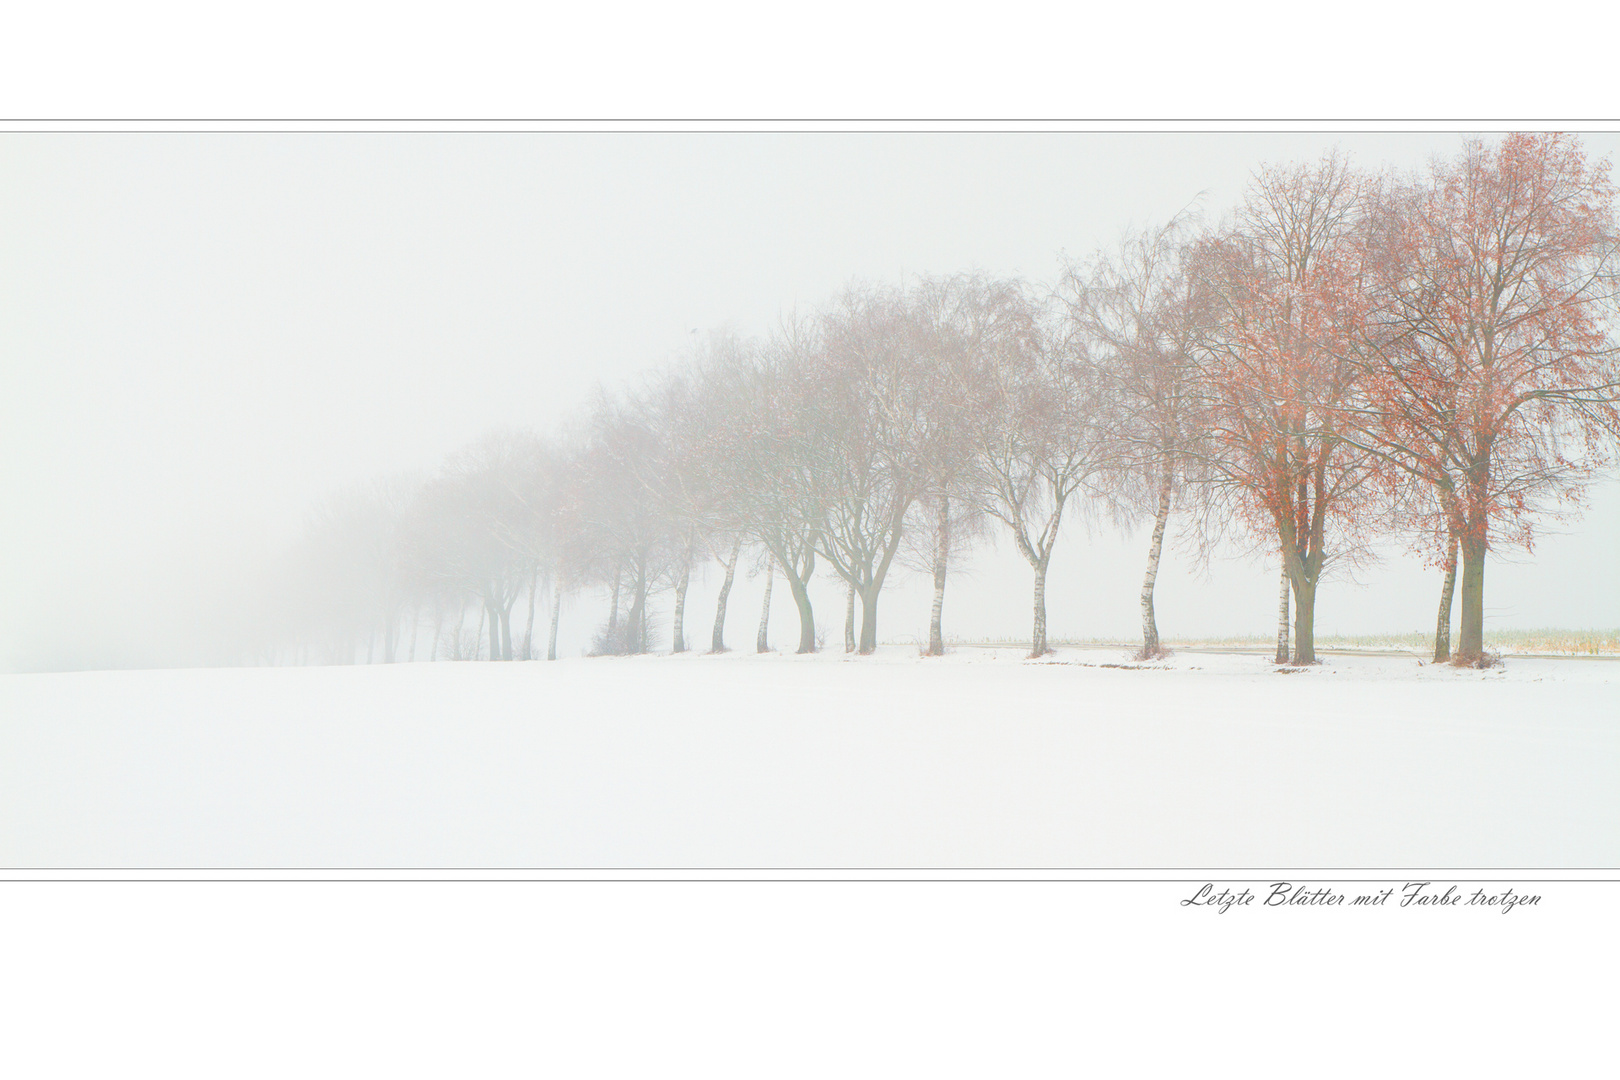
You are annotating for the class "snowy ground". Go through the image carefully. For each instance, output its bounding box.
[2,646,1616,870]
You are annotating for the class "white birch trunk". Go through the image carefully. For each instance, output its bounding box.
[608,566,622,637]
[523,566,538,660]
[548,583,562,661]
[927,497,948,656]
[756,562,773,653]
[1275,563,1290,664]
[844,580,856,653]
[672,558,690,653]
[1031,558,1049,658]
[1434,530,1459,663]
[1139,477,1171,655]
[711,537,740,653]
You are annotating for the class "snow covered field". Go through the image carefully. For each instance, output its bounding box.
[3,647,1616,870]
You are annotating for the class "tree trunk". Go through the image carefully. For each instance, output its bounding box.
[785,570,816,654]
[1030,558,1049,658]
[1456,533,1486,663]
[523,566,539,660]
[626,566,647,655]
[608,566,622,637]
[927,498,948,656]
[1275,564,1290,664]
[844,581,856,653]
[672,558,690,653]
[548,583,562,661]
[1140,477,1172,655]
[711,537,740,653]
[500,603,513,662]
[857,585,879,655]
[756,562,774,653]
[857,504,909,657]
[486,601,501,661]
[1291,576,1317,665]
[1433,531,1459,663]
[475,604,486,661]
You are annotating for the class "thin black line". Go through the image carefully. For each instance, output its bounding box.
[7,130,1618,141]
[4,866,1615,872]
[2,132,1615,137]
[3,117,1620,123]
[0,878,1606,884]
[6,867,1613,880]
[4,125,1619,133]
[3,130,1617,142]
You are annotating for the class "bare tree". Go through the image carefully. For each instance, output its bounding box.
[962,286,1113,657]
[292,475,419,664]
[906,275,1007,656]
[468,430,571,661]
[1063,215,1206,658]
[811,285,938,655]
[673,337,754,654]
[401,446,531,662]
[700,326,825,654]
[568,392,687,655]
[623,365,716,655]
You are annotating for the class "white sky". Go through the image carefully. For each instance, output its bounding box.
[3,132,1618,669]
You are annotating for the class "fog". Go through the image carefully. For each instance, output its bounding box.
[4,132,1618,672]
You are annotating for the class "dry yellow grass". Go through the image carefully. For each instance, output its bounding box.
[953,629,1620,655]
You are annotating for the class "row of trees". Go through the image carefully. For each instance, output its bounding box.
[268,133,1620,668]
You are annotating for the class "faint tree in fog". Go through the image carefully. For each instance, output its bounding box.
[674,332,766,653]
[905,274,1014,655]
[569,391,686,655]
[402,437,535,661]
[962,284,1115,657]
[812,285,936,654]
[294,475,419,664]
[699,323,827,654]
[475,431,572,660]
[628,348,771,655]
